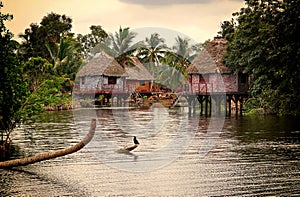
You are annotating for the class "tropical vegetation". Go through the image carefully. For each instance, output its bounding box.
[220,0,300,115]
[0,0,299,161]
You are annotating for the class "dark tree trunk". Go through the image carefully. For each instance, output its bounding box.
[0,119,96,168]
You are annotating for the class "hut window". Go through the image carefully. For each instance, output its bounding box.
[108,77,117,84]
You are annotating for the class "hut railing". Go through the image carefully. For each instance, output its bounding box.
[191,83,213,94]
[74,84,127,94]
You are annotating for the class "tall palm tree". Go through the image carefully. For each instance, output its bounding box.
[138,33,168,78]
[172,36,197,71]
[109,27,143,66]
[90,27,143,66]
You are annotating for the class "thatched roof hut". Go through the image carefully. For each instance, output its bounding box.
[125,57,154,81]
[186,37,231,74]
[77,52,125,77]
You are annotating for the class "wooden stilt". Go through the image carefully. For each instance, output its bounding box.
[197,95,204,116]
[216,96,221,116]
[192,99,196,115]
[209,96,212,116]
[240,96,244,116]
[225,95,228,116]
[200,101,203,116]
[205,96,209,116]
[235,96,239,118]
[228,95,232,117]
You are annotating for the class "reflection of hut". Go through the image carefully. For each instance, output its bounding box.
[186,37,248,116]
[76,52,126,94]
[124,57,155,94]
[186,37,248,94]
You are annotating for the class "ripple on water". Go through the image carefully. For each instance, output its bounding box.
[2,110,300,196]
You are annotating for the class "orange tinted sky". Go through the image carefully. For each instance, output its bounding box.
[2,0,244,43]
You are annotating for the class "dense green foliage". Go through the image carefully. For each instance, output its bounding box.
[77,25,108,58]
[46,35,83,80]
[0,4,79,153]
[19,12,73,61]
[221,0,300,115]
[0,2,28,145]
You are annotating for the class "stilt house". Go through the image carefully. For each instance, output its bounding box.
[186,37,248,95]
[76,52,126,94]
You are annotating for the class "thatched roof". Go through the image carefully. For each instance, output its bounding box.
[124,57,154,81]
[187,37,231,74]
[77,52,125,77]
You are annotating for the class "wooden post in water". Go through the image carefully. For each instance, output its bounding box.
[196,93,245,117]
[209,96,212,116]
[227,95,232,117]
[204,95,208,116]
[240,96,244,116]
[192,98,196,115]
[197,95,204,116]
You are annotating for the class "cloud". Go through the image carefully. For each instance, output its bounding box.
[119,0,243,6]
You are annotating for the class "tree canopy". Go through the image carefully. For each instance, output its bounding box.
[221,0,300,115]
[0,2,28,148]
[0,5,80,159]
[77,25,108,58]
[18,12,73,61]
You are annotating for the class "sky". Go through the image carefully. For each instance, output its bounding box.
[2,0,245,43]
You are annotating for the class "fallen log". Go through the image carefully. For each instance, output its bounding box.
[0,119,96,168]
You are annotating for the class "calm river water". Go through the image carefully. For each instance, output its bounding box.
[0,107,299,196]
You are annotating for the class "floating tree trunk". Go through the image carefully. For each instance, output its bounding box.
[0,119,96,168]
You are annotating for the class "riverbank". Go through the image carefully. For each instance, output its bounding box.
[42,100,73,111]
[42,95,73,111]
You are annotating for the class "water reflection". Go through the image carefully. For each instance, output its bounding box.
[72,105,200,172]
[0,109,299,196]
[231,116,300,163]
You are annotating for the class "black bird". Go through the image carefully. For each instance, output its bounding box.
[133,136,139,145]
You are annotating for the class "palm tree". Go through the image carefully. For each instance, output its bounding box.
[138,33,168,78]
[157,36,202,91]
[109,27,143,66]
[172,36,197,71]
[156,63,185,91]
[90,27,143,67]
[46,35,82,79]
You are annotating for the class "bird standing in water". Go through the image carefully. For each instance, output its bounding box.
[117,136,140,153]
[133,136,139,145]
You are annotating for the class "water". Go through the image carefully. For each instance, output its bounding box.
[0,108,299,196]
